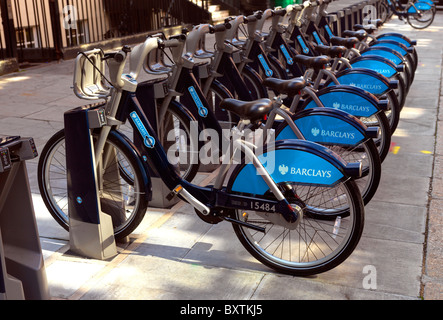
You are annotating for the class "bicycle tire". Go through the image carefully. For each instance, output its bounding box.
[393,71,407,111]
[241,65,268,100]
[37,129,149,240]
[206,80,236,128]
[231,178,365,276]
[360,110,391,163]
[384,89,401,134]
[158,101,201,181]
[379,2,391,23]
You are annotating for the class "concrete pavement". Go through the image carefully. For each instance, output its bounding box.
[0,10,442,301]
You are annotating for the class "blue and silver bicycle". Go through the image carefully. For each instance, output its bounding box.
[37,39,365,276]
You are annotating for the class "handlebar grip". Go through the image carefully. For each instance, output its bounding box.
[273,9,287,16]
[114,51,127,63]
[163,39,180,48]
[209,24,227,34]
[169,34,186,41]
[244,15,257,24]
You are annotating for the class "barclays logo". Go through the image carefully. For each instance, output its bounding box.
[348,82,383,91]
[311,127,320,137]
[277,163,332,178]
[279,164,289,175]
[333,101,370,113]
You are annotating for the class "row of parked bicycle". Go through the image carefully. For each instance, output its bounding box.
[379,0,436,28]
[36,0,425,275]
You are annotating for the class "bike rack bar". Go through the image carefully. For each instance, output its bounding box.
[0,136,49,300]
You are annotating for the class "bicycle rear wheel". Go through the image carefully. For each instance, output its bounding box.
[37,129,148,240]
[232,179,364,276]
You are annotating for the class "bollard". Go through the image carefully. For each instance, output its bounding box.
[0,136,49,300]
[64,106,117,260]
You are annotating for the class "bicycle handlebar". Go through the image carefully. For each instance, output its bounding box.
[244,15,257,24]
[185,22,231,59]
[160,39,180,48]
[273,8,287,17]
[128,37,159,80]
[108,48,131,89]
[210,23,231,34]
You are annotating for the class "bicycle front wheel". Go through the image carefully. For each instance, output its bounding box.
[232,179,365,276]
[37,129,148,240]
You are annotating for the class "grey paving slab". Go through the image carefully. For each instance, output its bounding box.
[33,193,70,241]
[40,238,68,260]
[371,172,430,206]
[313,236,423,298]
[176,220,271,274]
[363,201,426,244]
[395,107,437,136]
[381,152,433,178]
[80,254,264,300]
[251,274,414,300]
[46,259,106,299]
[403,97,440,111]
[389,133,435,154]
[138,209,216,257]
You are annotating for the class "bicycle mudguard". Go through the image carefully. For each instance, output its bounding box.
[325,68,395,96]
[227,140,359,196]
[408,1,433,13]
[108,130,153,202]
[304,84,385,118]
[375,33,417,47]
[370,40,412,57]
[361,46,404,66]
[348,55,402,79]
[275,107,374,147]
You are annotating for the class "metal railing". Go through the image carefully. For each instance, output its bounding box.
[0,0,211,63]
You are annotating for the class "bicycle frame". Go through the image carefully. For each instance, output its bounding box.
[93,56,300,230]
[265,17,304,78]
[201,41,255,102]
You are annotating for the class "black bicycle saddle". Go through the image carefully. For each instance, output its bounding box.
[330,36,359,48]
[293,54,330,70]
[342,29,367,41]
[262,78,307,97]
[313,44,347,58]
[220,98,273,122]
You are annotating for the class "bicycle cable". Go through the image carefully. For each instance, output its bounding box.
[78,51,115,88]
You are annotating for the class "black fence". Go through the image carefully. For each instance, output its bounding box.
[0,0,211,64]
